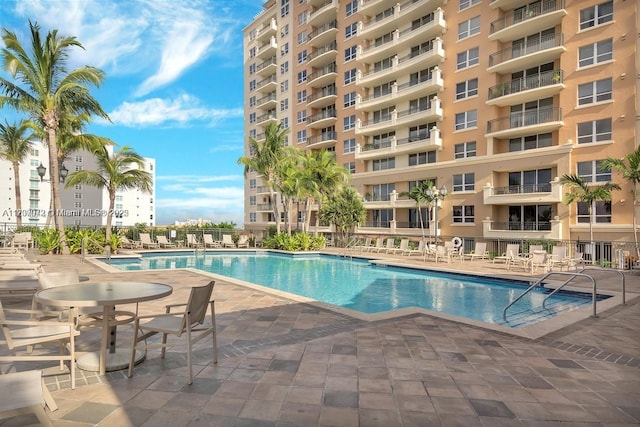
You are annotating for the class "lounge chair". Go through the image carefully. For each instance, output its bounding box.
[222,234,235,248]
[203,234,221,248]
[507,250,530,271]
[548,246,568,270]
[364,237,384,252]
[389,238,410,255]
[566,252,584,271]
[462,242,488,261]
[120,236,142,249]
[432,245,450,263]
[186,234,203,248]
[352,237,372,252]
[139,233,159,249]
[237,235,250,248]
[530,250,549,274]
[406,240,426,257]
[375,238,395,253]
[493,244,520,265]
[156,236,176,248]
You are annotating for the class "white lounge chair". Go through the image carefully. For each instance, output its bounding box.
[530,250,549,274]
[389,238,410,255]
[548,246,568,271]
[222,234,235,248]
[203,234,221,248]
[493,244,520,265]
[237,235,250,248]
[462,242,488,261]
[364,237,384,252]
[186,234,203,248]
[406,240,426,257]
[507,249,530,271]
[156,236,176,248]
[139,233,159,249]
[120,236,142,249]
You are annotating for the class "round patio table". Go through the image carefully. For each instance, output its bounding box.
[36,281,172,375]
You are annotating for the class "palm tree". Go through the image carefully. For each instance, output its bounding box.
[64,145,152,242]
[560,174,621,244]
[0,21,109,254]
[601,146,640,257]
[308,150,349,235]
[0,120,33,227]
[399,180,435,238]
[320,186,366,246]
[237,122,289,233]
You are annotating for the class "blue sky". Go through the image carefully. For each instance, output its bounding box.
[0,0,264,226]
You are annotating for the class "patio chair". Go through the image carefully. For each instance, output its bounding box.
[221,234,235,248]
[352,237,372,252]
[120,236,142,249]
[548,246,568,271]
[530,250,549,274]
[566,252,584,271]
[432,245,450,263]
[375,238,395,253]
[237,235,250,248]
[462,242,488,261]
[156,236,176,248]
[11,233,29,250]
[388,238,409,255]
[507,249,530,271]
[186,234,203,248]
[139,233,159,249]
[406,240,425,256]
[0,370,57,426]
[128,281,218,385]
[203,234,221,248]
[364,237,384,252]
[0,300,79,389]
[493,244,520,265]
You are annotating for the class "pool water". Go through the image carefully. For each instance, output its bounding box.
[107,251,602,328]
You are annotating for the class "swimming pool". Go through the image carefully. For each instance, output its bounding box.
[105,251,605,328]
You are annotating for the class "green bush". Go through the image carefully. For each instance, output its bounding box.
[263,232,325,251]
[35,228,60,254]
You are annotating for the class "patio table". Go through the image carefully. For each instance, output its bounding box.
[36,281,172,375]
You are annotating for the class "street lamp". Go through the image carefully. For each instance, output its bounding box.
[37,162,68,183]
[426,185,447,241]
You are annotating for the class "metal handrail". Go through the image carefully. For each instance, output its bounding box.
[503,271,597,321]
[578,267,625,305]
[82,236,111,264]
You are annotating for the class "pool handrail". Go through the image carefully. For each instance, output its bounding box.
[577,267,625,305]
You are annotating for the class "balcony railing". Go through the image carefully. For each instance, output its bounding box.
[256,56,277,73]
[306,110,336,124]
[307,41,337,62]
[492,183,552,194]
[256,75,277,90]
[307,131,337,145]
[487,107,562,133]
[362,221,391,228]
[308,63,337,82]
[491,221,552,231]
[490,0,564,34]
[307,85,336,103]
[488,69,563,100]
[308,20,337,41]
[488,33,563,67]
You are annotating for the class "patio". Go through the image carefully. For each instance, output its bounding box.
[1,250,639,426]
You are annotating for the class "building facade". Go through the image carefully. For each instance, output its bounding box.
[242,0,638,243]
[0,141,156,229]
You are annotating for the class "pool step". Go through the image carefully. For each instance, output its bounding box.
[500,298,591,328]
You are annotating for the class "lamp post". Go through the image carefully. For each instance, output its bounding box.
[37,162,68,183]
[426,185,447,242]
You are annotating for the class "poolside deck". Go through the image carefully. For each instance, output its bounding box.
[1,249,639,426]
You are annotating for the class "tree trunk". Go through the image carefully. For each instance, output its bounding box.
[105,188,115,242]
[634,185,639,258]
[304,198,313,233]
[269,189,281,234]
[45,111,69,254]
[314,199,323,236]
[12,161,22,227]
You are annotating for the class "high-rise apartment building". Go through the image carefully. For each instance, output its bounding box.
[242,0,638,243]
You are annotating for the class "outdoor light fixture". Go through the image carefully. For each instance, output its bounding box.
[37,162,69,183]
[426,185,447,240]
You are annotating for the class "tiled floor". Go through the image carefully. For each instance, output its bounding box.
[1,249,639,426]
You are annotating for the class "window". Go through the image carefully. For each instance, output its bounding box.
[509,133,552,151]
[455,110,477,130]
[249,129,257,139]
[75,155,82,163]
[372,158,395,171]
[344,115,356,130]
[74,193,82,199]
[343,138,356,153]
[298,10,307,25]
[297,30,307,44]
[281,42,289,56]
[408,151,436,166]
[509,168,552,192]
[297,130,307,143]
[249,213,256,223]
[454,141,476,159]
[297,110,306,123]
[249,196,256,206]
[344,162,356,174]
[578,78,612,105]
[409,123,434,142]
[453,173,474,192]
[345,0,357,17]
[249,63,255,75]
[456,78,478,100]
[297,70,307,84]
[344,68,356,85]
[282,118,289,129]
[578,201,611,223]
[249,47,256,58]
[578,160,611,183]
[578,118,612,144]
[459,0,481,10]
[280,99,288,111]
[281,1,289,17]
[249,96,256,108]
[297,50,307,64]
[579,39,613,68]
[371,183,395,201]
[249,80,256,91]
[295,90,305,104]
[281,24,289,37]
[580,1,613,30]
[280,61,289,74]
[249,179,256,189]
[74,184,82,190]
[345,23,357,39]
[280,80,288,93]
[453,205,474,223]
[344,92,356,108]
[458,16,480,40]
[345,45,357,61]
[457,47,479,70]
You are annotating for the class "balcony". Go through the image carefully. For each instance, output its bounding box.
[355,127,442,160]
[360,2,438,38]
[307,0,337,27]
[486,69,564,107]
[256,111,278,126]
[307,41,337,68]
[256,56,277,76]
[488,33,565,75]
[256,186,270,194]
[307,62,337,88]
[306,110,337,129]
[256,36,277,59]
[489,0,567,43]
[255,18,277,43]
[256,203,274,212]
[256,92,277,110]
[483,179,563,205]
[358,38,444,87]
[256,74,277,93]
[308,20,338,48]
[356,97,442,136]
[358,8,445,63]
[360,0,445,18]
[483,217,562,240]
[490,0,529,10]
[307,85,337,109]
[486,107,562,139]
[307,131,337,149]
[357,67,443,111]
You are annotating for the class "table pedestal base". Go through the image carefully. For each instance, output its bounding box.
[77,349,145,372]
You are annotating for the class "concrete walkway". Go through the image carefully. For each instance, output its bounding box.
[1,250,639,426]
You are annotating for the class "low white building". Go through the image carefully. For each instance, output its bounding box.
[0,141,156,229]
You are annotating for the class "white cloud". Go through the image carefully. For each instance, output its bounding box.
[156,186,245,226]
[105,94,243,127]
